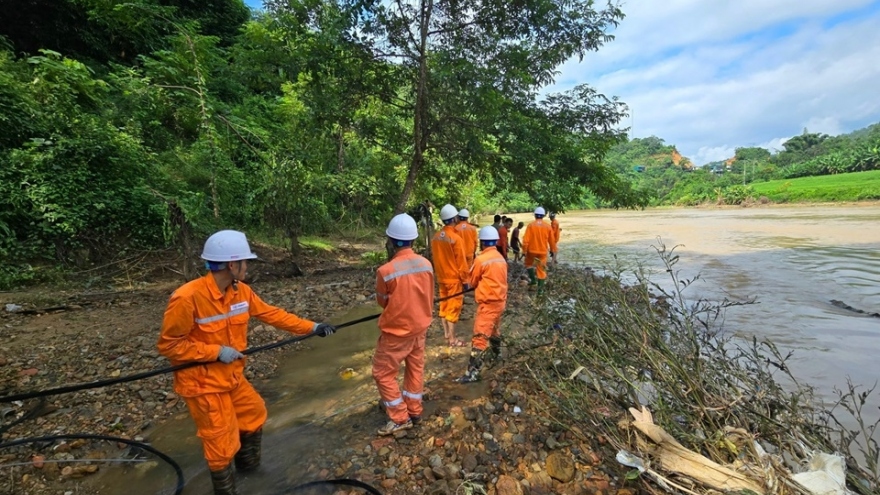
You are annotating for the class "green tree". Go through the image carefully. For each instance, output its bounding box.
[268,0,632,213]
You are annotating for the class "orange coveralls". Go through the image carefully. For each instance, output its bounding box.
[157,274,315,471]
[551,219,561,246]
[522,219,557,280]
[373,248,435,424]
[497,225,509,259]
[431,225,469,323]
[455,222,479,267]
[470,247,508,350]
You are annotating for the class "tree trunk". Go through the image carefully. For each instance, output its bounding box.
[337,126,345,174]
[394,0,432,215]
[287,228,301,258]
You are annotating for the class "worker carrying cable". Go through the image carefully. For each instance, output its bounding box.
[157,230,336,495]
[522,206,557,295]
[457,226,508,383]
[372,214,435,436]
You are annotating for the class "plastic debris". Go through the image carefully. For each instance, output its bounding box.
[792,452,851,495]
[5,304,22,313]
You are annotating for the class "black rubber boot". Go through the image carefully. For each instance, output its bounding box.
[489,337,502,358]
[210,464,238,495]
[234,429,262,473]
[457,351,484,383]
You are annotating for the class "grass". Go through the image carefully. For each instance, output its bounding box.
[751,170,880,203]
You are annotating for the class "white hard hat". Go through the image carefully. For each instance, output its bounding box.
[534,206,546,216]
[201,230,258,262]
[458,208,470,218]
[386,213,419,241]
[479,226,500,241]
[440,204,459,221]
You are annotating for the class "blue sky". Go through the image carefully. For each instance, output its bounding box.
[245,0,880,164]
[546,0,880,164]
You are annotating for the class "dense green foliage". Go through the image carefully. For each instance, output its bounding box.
[0,0,640,288]
[603,124,880,207]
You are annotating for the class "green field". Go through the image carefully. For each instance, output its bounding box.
[750,170,880,203]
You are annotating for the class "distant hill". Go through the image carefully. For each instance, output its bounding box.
[598,122,880,207]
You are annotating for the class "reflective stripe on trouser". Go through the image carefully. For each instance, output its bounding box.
[472,302,504,351]
[182,378,267,471]
[372,332,426,424]
[438,282,463,323]
[524,253,548,280]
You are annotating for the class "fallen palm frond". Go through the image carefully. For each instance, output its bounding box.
[514,240,879,495]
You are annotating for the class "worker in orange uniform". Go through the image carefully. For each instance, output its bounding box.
[549,212,561,266]
[157,230,336,495]
[522,206,557,295]
[432,204,470,347]
[455,208,478,267]
[373,213,435,435]
[498,218,511,259]
[457,226,508,383]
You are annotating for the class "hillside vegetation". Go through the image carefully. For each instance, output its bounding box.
[602,124,880,207]
[750,170,880,203]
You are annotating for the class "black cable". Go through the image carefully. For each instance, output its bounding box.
[0,287,475,403]
[0,286,481,495]
[0,434,185,495]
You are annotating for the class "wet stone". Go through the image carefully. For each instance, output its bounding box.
[427,480,449,495]
[432,465,447,479]
[462,453,478,471]
[546,452,575,483]
[496,475,524,495]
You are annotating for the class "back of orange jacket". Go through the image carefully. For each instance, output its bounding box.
[375,248,435,337]
[431,225,469,284]
[455,222,478,263]
[551,219,561,245]
[158,274,315,397]
[470,247,508,304]
[522,219,557,255]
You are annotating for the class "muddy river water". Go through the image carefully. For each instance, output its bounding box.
[552,204,880,433]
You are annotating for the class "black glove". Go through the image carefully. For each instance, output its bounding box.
[315,323,336,337]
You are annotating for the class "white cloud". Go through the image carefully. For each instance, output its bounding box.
[693,145,736,165]
[802,116,844,136]
[552,0,880,164]
[760,137,790,154]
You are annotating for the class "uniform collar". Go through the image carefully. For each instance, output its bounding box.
[204,272,226,300]
[392,247,414,259]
